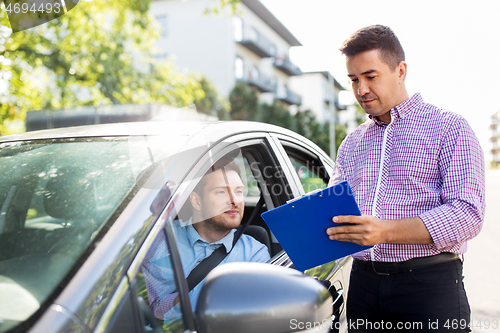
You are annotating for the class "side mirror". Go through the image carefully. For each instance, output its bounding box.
[195,262,333,333]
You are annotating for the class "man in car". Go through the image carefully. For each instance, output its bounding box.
[142,156,270,321]
[325,25,485,331]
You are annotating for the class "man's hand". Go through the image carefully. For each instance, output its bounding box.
[326,215,388,246]
[326,215,433,246]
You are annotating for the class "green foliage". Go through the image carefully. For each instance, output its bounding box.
[354,103,368,125]
[259,100,294,129]
[304,259,340,281]
[294,109,322,143]
[203,0,242,16]
[193,74,229,119]
[335,122,347,153]
[229,81,259,121]
[0,0,225,135]
[229,82,348,157]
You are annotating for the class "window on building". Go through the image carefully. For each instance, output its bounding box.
[246,27,258,42]
[154,53,169,62]
[155,15,168,38]
[233,16,243,41]
[269,44,277,57]
[250,66,259,80]
[235,57,244,79]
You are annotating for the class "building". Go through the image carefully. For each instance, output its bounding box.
[25,104,217,131]
[150,0,303,105]
[289,71,346,124]
[491,111,500,167]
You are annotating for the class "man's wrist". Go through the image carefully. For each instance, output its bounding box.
[381,218,394,244]
[382,217,432,244]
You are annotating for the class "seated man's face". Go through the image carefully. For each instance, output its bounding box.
[196,169,245,231]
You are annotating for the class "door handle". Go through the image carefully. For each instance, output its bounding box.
[332,288,344,314]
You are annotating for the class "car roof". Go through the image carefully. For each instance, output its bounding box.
[0,120,300,143]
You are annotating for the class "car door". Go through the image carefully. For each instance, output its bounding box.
[90,130,337,333]
[268,133,352,332]
[107,132,299,333]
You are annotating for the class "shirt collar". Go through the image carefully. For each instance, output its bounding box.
[185,218,236,252]
[369,93,423,126]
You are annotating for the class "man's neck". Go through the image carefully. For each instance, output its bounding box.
[192,220,231,243]
[377,90,410,124]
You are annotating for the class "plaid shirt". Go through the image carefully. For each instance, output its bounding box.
[329,93,485,262]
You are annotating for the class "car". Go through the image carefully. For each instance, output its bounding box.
[0,120,352,333]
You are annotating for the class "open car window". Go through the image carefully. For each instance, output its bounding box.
[278,141,330,193]
[136,140,292,331]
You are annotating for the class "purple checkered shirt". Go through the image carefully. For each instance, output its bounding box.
[328,93,485,262]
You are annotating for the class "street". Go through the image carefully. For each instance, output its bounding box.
[463,170,500,332]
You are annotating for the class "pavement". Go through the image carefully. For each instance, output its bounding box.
[463,170,500,332]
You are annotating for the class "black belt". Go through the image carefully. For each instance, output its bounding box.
[354,253,460,275]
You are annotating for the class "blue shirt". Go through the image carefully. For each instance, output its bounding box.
[142,218,270,321]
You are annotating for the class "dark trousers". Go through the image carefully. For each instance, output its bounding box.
[346,259,471,332]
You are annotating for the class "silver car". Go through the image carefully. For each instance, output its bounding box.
[0,120,351,333]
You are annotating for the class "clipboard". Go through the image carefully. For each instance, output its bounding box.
[260,181,370,271]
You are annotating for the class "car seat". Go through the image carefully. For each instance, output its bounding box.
[43,166,98,256]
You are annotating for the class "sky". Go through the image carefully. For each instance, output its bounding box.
[260,0,500,164]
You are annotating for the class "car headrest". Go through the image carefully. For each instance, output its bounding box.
[43,167,97,220]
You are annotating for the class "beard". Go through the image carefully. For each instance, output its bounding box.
[204,213,241,232]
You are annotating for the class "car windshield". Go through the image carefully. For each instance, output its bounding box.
[0,135,182,332]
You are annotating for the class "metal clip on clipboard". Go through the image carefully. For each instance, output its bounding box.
[286,188,323,204]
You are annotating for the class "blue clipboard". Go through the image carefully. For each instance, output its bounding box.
[261,181,370,271]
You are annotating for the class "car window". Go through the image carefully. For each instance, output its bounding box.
[136,242,186,333]
[0,137,181,333]
[276,141,350,281]
[280,143,329,193]
[137,144,280,331]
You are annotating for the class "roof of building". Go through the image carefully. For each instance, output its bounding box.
[242,0,302,47]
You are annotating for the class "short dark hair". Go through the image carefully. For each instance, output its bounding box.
[340,25,405,70]
[193,155,242,195]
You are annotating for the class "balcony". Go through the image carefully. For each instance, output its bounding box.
[492,141,500,150]
[273,57,302,76]
[492,129,500,139]
[238,73,277,93]
[324,96,347,111]
[237,27,276,58]
[277,87,302,105]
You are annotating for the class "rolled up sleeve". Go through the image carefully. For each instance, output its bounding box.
[419,117,485,250]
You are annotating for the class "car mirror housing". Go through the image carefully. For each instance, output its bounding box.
[195,262,333,333]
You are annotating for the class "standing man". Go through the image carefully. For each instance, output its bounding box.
[326,25,485,332]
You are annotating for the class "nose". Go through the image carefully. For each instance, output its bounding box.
[357,79,370,97]
[229,190,244,206]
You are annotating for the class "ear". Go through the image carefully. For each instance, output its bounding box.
[190,192,202,211]
[398,61,407,82]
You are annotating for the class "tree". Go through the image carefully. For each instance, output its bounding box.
[0,0,227,135]
[228,82,348,156]
[229,82,259,121]
[259,100,294,129]
[193,74,229,119]
[203,0,242,15]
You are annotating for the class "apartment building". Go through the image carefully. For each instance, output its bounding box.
[491,111,500,167]
[150,0,303,106]
[289,71,346,124]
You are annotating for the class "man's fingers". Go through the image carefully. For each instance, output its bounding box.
[332,215,360,224]
[326,225,359,235]
[328,233,364,245]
